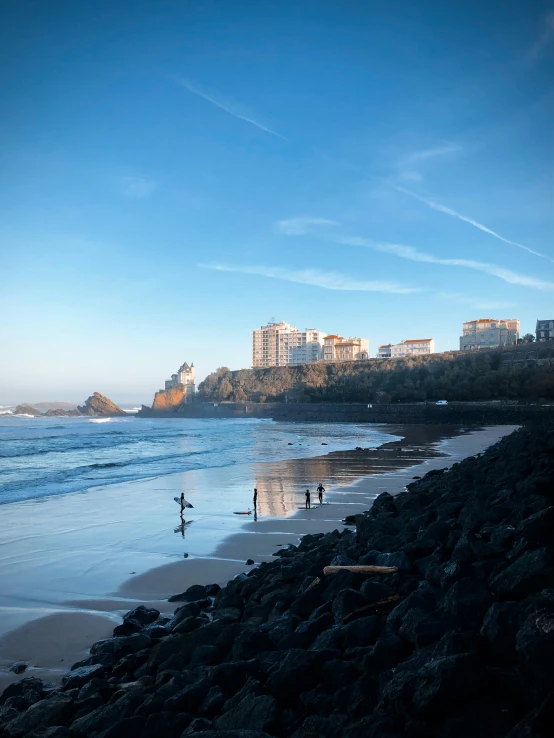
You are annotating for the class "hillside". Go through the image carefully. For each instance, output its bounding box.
[198,344,554,404]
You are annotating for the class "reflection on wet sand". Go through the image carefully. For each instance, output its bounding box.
[253,443,449,517]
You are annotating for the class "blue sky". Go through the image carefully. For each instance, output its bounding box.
[1,0,553,404]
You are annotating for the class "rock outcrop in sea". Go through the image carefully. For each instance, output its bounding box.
[1,422,553,737]
[77,393,127,417]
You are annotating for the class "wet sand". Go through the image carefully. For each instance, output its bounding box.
[0,423,517,688]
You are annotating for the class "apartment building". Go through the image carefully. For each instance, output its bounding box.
[536,319,554,342]
[377,338,434,358]
[323,335,369,362]
[252,322,327,368]
[460,318,520,351]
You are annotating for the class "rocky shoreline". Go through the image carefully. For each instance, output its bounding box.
[1,422,553,738]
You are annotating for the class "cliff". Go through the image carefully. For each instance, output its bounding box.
[199,343,554,404]
[77,392,127,417]
[152,385,188,411]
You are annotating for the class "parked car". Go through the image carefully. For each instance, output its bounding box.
[435,400,448,405]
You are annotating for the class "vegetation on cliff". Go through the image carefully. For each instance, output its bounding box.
[198,345,554,404]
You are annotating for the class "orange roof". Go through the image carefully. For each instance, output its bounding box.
[378,344,391,349]
[466,319,495,323]
[325,334,341,339]
[403,338,433,343]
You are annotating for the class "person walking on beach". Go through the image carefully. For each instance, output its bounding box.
[180,492,186,512]
[317,483,325,505]
[305,489,311,509]
[253,488,258,507]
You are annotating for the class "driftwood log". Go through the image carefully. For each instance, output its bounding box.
[323,565,398,576]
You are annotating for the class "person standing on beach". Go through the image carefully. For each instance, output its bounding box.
[253,488,258,507]
[180,492,186,512]
[305,489,311,509]
[317,483,325,504]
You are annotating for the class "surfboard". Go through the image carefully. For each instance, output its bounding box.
[174,496,193,508]
[233,511,252,515]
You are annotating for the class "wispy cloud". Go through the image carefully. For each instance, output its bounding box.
[177,78,287,140]
[403,144,462,165]
[119,176,158,199]
[198,262,419,294]
[527,10,554,64]
[389,183,552,262]
[340,236,554,291]
[436,292,516,310]
[276,217,339,236]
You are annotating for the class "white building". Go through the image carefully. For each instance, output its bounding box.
[460,319,519,351]
[377,339,435,358]
[163,361,195,400]
[252,322,327,368]
[323,335,369,361]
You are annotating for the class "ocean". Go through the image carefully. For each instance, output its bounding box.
[0,416,396,505]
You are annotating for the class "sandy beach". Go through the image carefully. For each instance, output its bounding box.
[0,423,517,691]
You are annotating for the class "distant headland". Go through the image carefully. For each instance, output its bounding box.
[14,392,127,417]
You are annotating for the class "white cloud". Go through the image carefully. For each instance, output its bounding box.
[198,262,420,294]
[119,176,158,199]
[276,217,339,236]
[177,78,287,140]
[341,236,554,291]
[389,183,552,262]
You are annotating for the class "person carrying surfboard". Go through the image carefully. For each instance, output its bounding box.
[317,483,325,504]
[253,488,258,506]
[305,489,311,509]
[180,493,186,512]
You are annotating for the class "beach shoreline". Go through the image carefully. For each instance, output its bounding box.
[0,423,517,691]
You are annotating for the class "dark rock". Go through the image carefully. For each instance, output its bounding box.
[246,559,255,566]
[89,633,151,658]
[411,654,484,716]
[62,664,105,690]
[9,662,27,675]
[480,602,521,661]
[96,716,144,738]
[332,588,365,623]
[441,576,493,625]
[166,678,213,712]
[376,551,413,572]
[490,549,554,599]
[205,583,221,596]
[211,660,265,696]
[0,678,45,707]
[343,616,380,648]
[216,694,280,733]
[124,604,160,626]
[398,609,450,648]
[142,712,191,738]
[516,609,554,704]
[4,697,74,735]
[113,620,142,637]
[168,583,209,603]
[360,581,395,603]
[266,650,331,705]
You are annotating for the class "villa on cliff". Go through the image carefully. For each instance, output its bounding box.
[152,361,195,410]
[164,361,195,395]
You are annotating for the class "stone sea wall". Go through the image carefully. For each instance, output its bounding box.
[139,400,552,425]
[1,421,553,737]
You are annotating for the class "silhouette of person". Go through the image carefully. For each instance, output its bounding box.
[180,492,185,512]
[317,483,325,504]
[253,488,258,506]
[305,489,311,509]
